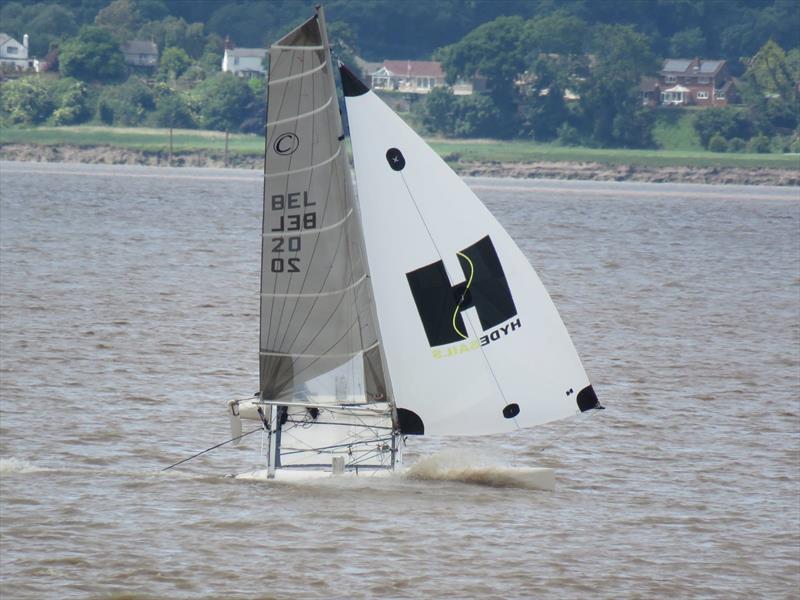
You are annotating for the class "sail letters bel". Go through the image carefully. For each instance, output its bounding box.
[406,235,517,347]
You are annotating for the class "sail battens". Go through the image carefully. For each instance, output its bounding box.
[263,208,353,237]
[264,145,341,178]
[260,341,379,359]
[267,96,333,127]
[261,274,366,298]
[269,62,326,85]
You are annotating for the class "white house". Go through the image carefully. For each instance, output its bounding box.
[370,60,476,95]
[222,47,267,77]
[0,33,34,71]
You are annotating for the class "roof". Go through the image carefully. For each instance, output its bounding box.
[227,48,267,58]
[0,33,13,46]
[664,84,690,93]
[121,40,158,55]
[639,76,659,92]
[662,59,692,73]
[378,60,444,78]
[662,58,725,76]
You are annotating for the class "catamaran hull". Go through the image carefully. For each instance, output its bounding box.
[233,466,556,491]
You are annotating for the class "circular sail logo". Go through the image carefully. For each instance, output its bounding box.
[274,133,299,155]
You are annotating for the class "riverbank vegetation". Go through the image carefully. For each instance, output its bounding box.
[2,125,796,171]
[0,1,798,157]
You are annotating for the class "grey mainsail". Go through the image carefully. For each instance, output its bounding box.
[259,8,385,404]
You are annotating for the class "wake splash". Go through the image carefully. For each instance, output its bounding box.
[404,450,555,491]
[0,457,54,475]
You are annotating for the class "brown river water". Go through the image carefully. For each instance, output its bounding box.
[1,161,798,599]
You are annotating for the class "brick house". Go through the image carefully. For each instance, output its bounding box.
[658,58,737,106]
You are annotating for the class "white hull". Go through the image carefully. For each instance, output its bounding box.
[234,466,556,491]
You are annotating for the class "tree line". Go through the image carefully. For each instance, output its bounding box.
[0,0,797,151]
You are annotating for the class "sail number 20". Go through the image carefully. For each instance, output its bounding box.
[269,191,317,273]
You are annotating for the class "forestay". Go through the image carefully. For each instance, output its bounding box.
[341,67,600,436]
[260,12,385,404]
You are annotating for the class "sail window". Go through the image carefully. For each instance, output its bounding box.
[502,403,520,419]
[386,148,405,171]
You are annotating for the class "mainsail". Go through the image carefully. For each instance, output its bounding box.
[260,9,386,404]
[341,66,601,436]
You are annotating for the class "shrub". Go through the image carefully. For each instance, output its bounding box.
[708,134,728,152]
[0,77,54,124]
[97,78,155,125]
[694,107,752,148]
[556,122,581,146]
[747,134,771,153]
[727,137,747,152]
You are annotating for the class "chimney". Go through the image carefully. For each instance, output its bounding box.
[23,34,28,50]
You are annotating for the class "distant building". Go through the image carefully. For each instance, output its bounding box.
[121,40,158,67]
[370,60,448,94]
[658,58,737,106]
[222,41,267,77]
[0,33,34,71]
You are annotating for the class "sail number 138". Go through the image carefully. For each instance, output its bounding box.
[269,191,317,273]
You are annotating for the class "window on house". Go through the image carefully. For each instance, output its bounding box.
[716,90,726,100]
[6,46,18,55]
[665,75,676,83]
[698,77,710,84]
[696,90,709,99]
[234,57,239,65]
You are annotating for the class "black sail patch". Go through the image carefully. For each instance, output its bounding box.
[386,148,405,171]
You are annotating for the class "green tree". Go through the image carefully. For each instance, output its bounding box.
[436,16,527,137]
[669,28,706,57]
[48,77,92,125]
[693,107,753,147]
[158,46,191,81]
[95,0,142,41]
[580,25,658,147]
[154,92,194,128]
[193,73,254,131]
[137,16,206,59]
[97,78,155,125]
[25,5,78,57]
[59,26,126,82]
[517,57,570,141]
[740,40,798,131]
[0,78,54,124]
[421,86,458,136]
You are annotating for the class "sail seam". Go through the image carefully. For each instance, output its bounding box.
[267,96,332,127]
[261,274,366,298]
[269,62,326,84]
[265,145,341,178]
[260,341,378,359]
[263,207,353,237]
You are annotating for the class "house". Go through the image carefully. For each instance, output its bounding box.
[370,60,447,94]
[222,45,267,77]
[0,33,34,71]
[121,40,158,67]
[658,58,736,106]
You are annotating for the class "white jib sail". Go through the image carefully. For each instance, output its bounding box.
[341,66,600,437]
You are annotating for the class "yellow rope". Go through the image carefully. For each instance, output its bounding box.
[452,251,474,339]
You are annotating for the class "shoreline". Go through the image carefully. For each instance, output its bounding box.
[1,143,797,186]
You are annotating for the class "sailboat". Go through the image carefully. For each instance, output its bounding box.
[227,6,602,486]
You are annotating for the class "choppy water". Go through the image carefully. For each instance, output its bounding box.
[1,161,798,599]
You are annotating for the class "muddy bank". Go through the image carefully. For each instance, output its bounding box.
[1,143,797,186]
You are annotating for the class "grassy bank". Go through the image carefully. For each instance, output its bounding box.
[1,125,798,170]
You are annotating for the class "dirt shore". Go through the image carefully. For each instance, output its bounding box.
[1,143,797,186]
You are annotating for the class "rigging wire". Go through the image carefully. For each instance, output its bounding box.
[160,427,263,472]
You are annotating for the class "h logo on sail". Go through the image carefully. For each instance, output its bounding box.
[406,236,517,347]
